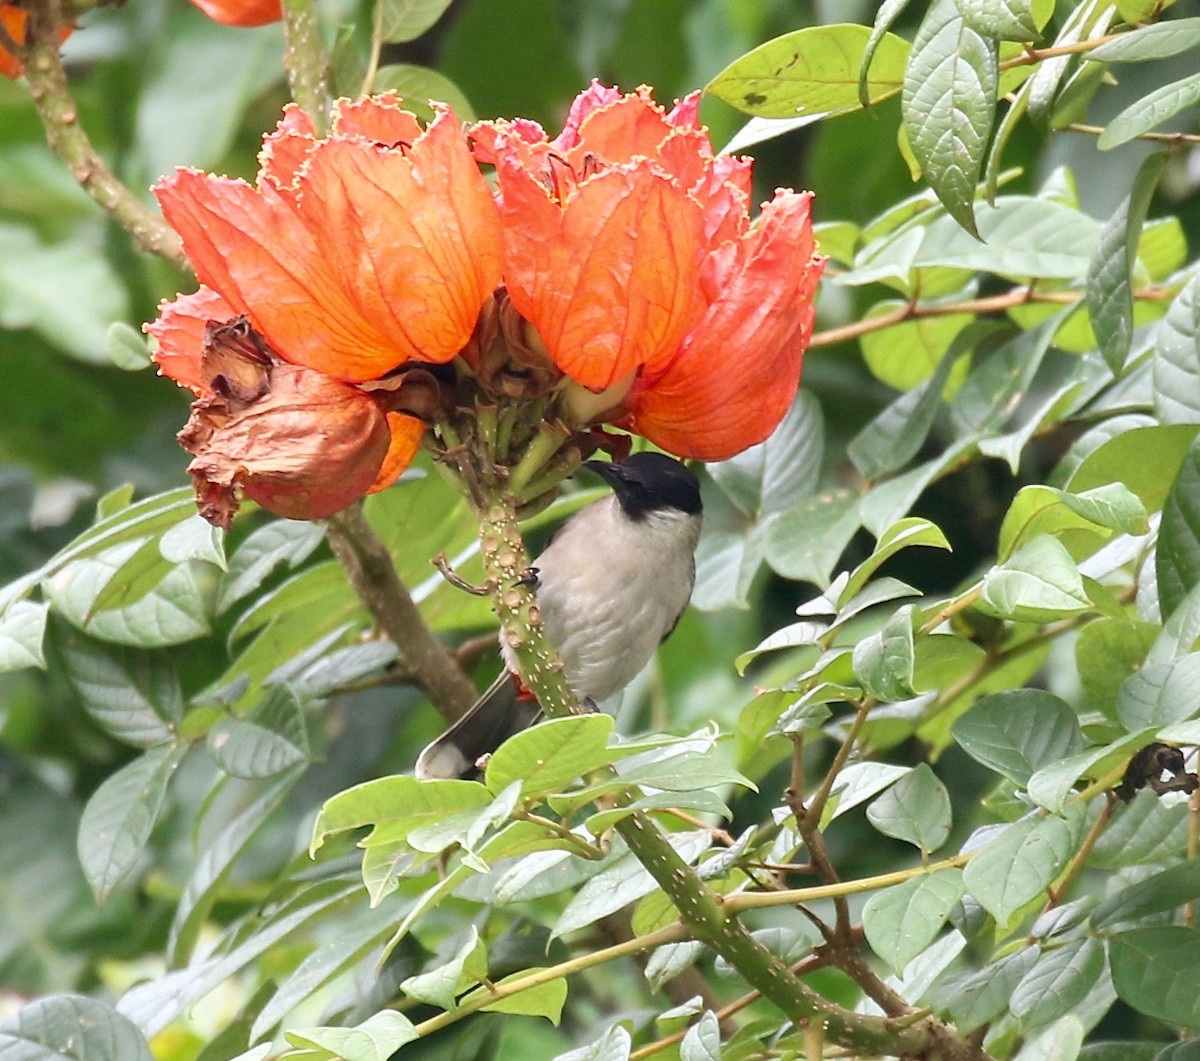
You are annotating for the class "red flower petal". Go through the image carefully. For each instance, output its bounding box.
[146,287,238,396]
[497,159,708,391]
[257,104,317,189]
[626,192,826,461]
[332,93,423,144]
[154,106,502,382]
[187,0,282,26]
[369,413,426,493]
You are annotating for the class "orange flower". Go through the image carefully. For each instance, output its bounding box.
[472,82,825,461]
[149,95,503,526]
[1,3,71,79]
[187,0,282,26]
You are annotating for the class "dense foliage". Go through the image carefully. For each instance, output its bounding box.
[3,0,1200,1058]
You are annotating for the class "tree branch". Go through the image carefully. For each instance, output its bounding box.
[22,0,187,269]
[326,504,478,723]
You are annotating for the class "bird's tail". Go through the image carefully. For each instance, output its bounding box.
[415,672,542,780]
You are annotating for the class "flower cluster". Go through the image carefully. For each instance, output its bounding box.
[148,84,825,527]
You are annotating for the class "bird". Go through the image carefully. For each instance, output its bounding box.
[415,451,703,780]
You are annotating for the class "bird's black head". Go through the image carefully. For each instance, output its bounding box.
[584,452,702,520]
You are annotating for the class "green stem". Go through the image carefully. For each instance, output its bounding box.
[725,854,973,913]
[22,0,188,268]
[281,0,329,130]
[413,923,691,1037]
[475,491,988,1061]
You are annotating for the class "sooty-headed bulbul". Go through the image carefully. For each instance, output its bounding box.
[415,452,703,780]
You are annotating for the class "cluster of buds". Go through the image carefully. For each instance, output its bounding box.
[147,84,826,528]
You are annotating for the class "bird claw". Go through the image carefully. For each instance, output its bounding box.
[516,566,541,589]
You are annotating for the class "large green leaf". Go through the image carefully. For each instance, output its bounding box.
[707,24,910,118]
[379,0,455,42]
[979,535,1091,622]
[77,743,188,902]
[963,813,1077,923]
[1111,927,1200,1025]
[1009,937,1106,1030]
[0,995,153,1060]
[866,763,952,852]
[952,689,1085,786]
[284,1011,419,1061]
[0,599,48,673]
[955,0,1040,41]
[863,869,964,974]
[485,714,615,799]
[902,1,997,237]
[1092,859,1200,929]
[852,605,918,704]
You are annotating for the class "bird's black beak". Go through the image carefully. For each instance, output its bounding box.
[582,459,624,486]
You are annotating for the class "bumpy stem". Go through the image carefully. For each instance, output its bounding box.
[22,0,187,268]
[327,505,477,722]
[476,490,987,1061]
[281,0,329,130]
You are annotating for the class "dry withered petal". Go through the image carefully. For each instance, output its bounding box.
[360,366,454,423]
[180,322,392,529]
[1115,743,1200,801]
[467,292,561,401]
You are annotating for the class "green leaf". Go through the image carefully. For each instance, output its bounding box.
[553,1025,632,1061]
[852,605,918,703]
[1089,18,1200,62]
[217,520,325,614]
[249,904,399,1042]
[963,812,1078,922]
[0,225,131,363]
[54,622,182,746]
[848,344,960,480]
[1154,271,1200,425]
[401,927,488,1010]
[1157,438,1200,616]
[485,714,615,799]
[106,322,152,371]
[77,743,187,902]
[842,518,952,602]
[679,1010,721,1061]
[952,689,1085,786]
[708,393,822,518]
[955,0,1039,42]
[867,764,952,852]
[1092,859,1200,928]
[284,1010,418,1060]
[207,686,312,779]
[378,0,454,42]
[0,598,48,672]
[980,535,1091,622]
[763,487,861,587]
[1116,653,1200,731]
[902,1,997,237]
[1111,927,1200,1025]
[372,64,475,122]
[997,483,1149,561]
[1077,619,1159,721]
[1086,151,1167,373]
[859,307,974,391]
[1100,71,1200,150]
[863,868,965,973]
[933,945,1039,1033]
[707,24,910,118]
[822,762,911,826]
[169,769,301,966]
[1066,423,1200,513]
[1010,937,1106,1030]
[1027,733,1147,812]
[859,0,915,107]
[472,970,568,1023]
[553,832,711,938]
[0,994,153,1061]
